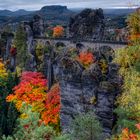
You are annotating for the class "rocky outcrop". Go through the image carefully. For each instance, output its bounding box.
[69,8,105,40]
[22,17,45,71]
[55,45,122,139]
[0,32,16,71]
[4,33,14,61]
[32,15,45,37]
[24,22,37,71]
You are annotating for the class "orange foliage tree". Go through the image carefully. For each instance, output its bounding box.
[7,72,60,128]
[114,124,140,140]
[53,25,64,38]
[41,84,60,129]
[7,71,47,111]
[77,51,95,68]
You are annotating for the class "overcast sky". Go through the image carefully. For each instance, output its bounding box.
[0,0,139,11]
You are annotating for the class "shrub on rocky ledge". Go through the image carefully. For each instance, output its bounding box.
[77,51,95,69]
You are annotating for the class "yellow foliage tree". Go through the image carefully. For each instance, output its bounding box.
[0,60,8,79]
[127,8,140,44]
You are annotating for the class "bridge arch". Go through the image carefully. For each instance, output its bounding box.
[45,41,51,46]
[55,42,66,48]
[76,43,85,50]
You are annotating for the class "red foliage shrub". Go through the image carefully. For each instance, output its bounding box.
[10,47,17,56]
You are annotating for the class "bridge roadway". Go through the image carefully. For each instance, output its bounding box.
[34,37,128,49]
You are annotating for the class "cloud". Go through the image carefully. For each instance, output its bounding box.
[0,0,139,11]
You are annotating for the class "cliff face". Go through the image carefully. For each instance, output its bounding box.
[0,32,15,71]
[32,15,45,37]
[69,8,105,40]
[52,45,122,139]
[23,15,45,38]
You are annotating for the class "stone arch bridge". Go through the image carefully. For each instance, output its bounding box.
[34,37,127,49]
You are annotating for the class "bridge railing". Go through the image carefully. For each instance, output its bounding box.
[34,37,128,45]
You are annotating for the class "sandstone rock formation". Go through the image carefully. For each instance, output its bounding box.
[53,45,122,139]
[32,15,45,37]
[69,8,105,41]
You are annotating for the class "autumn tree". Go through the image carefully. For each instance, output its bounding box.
[127,8,140,45]
[77,51,95,68]
[7,72,60,129]
[53,25,64,38]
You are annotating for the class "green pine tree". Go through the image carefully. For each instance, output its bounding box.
[69,112,102,140]
[0,73,19,137]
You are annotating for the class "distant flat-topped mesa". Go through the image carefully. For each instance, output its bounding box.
[40,5,71,14]
[69,8,105,40]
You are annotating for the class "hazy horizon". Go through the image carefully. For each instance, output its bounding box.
[0,0,139,11]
